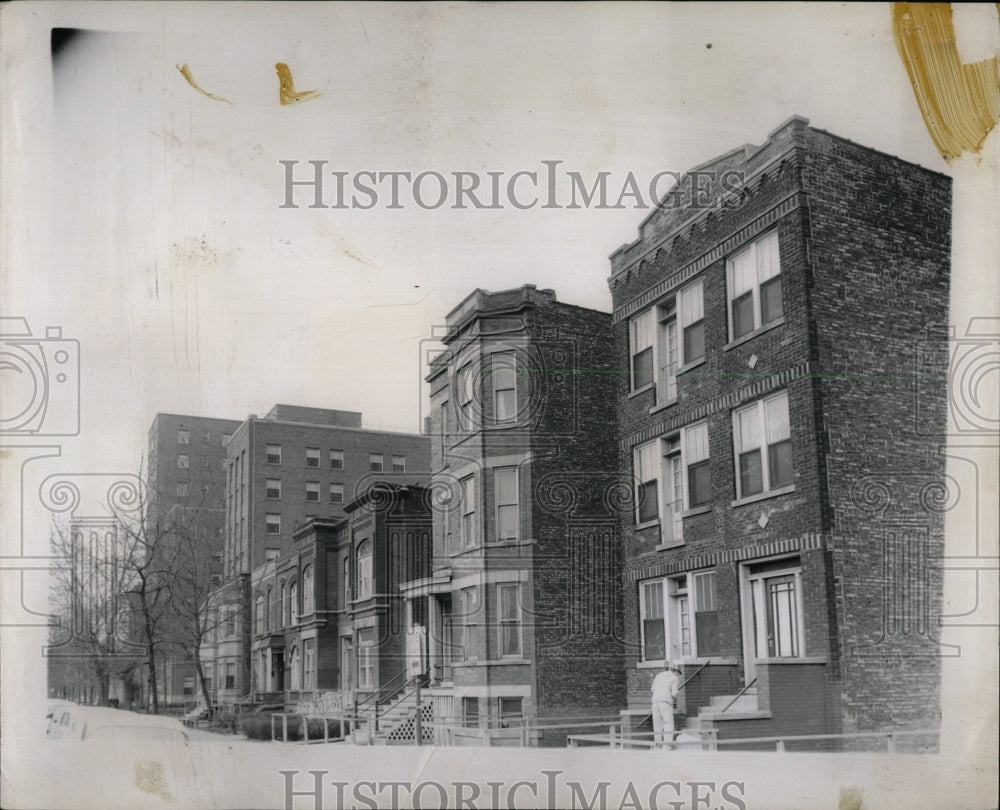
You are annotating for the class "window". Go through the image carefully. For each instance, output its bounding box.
[265,513,281,535]
[201,457,210,468]
[498,583,522,657]
[685,422,711,507]
[630,310,654,390]
[640,571,720,661]
[177,429,189,445]
[305,447,320,468]
[458,362,476,429]
[343,556,350,607]
[265,478,281,499]
[177,454,189,469]
[357,628,375,689]
[203,431,211,443]
[306,481,320,502]
[633,442,659,524]
[183,676,194,696]
[290,581,298,624]
[280,583,288,627]
[693,571,720,656]
[461,587,479,659]
[462,697,480,728]
[176,482,188,498]
[492,352,517,423]
[266,444,282,465]
[369,453,383,473]
[392,455,406,473]
[498,697,523,728]
[330,449,344,470]
[330,483,344,504]
[634,280,705,406]
[225,663,236,690]
[303,640,316,690]
[727,230,782,341]
[356,540,373,599]
[733,391,792,499]
[302,565,314,614]
[289,644,300,691]
[495,467,519,542]
[460,476,477,548]
[746,559,803,659]
[225,610,236,637]
[634,422,711,543]
[265,588,273,632]
[254,596,264,634]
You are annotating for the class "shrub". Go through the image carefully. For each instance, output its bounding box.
[238,714,344,742]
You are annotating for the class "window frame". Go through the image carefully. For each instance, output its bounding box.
[356,540,374,599]
[460,475,477,549]
[329,483,344,504]
[497,582,522,658]
[494,467,519,543]
[302,565,314,614]
[732,390,793,501]
[369,453,384,473]
[639,569,720,662]
[329,449,344,470]
[265,478,281,500]
[305,481,320,502]
[266,444,282,465]
[491,351,517,424]
[265,513,281,535]
[498,697,524,728]
[305,447,321,468]
[726,230,783,342]
[392,455,406,473]
[177,429,190,445]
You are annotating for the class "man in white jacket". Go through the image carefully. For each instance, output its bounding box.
[650,662,682,748]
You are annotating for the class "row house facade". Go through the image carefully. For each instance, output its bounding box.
[416,285,627,746]
[609,116,951,749]
[207,404,431,705]
[246,483,432,714]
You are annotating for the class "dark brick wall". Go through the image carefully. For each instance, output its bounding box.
[608,117,950,742]
[799,125,951,738]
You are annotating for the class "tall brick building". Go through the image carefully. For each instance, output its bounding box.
[415,285,626,746]
[146,413,242,707]
[609,117,951,749]
[209,404,431,703]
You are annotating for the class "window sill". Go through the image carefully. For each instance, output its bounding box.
[638,657,739,669]
[730,484,795,508]
[681,504,712,518]
[455,658,532,667]
[648,399,677,415]
[628,383,655,400]
[755,656,827,665]
[634,519,660,532]
[677,357,707,375]
[654,540,683,552]
[723,317,785,351]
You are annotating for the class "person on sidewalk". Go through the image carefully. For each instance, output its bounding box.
[650,662,683,748]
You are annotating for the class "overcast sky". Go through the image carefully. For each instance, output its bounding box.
[7,1,987,471]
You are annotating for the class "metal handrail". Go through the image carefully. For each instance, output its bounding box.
[719,677,757,714]
[637,661,711,724]
[354,670,410,713]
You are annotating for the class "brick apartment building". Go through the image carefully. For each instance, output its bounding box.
[246,483,432,734]
[414,285,627,746]
[207,404,431,705]
[609,117,951,750]
[146,413,242,707]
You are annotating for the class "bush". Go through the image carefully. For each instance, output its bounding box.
[238,714,344,742]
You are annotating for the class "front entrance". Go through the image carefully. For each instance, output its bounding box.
[271,650,285,692]
[740,558,805,684]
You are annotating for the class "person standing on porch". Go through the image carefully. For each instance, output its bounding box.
[650,662,682,747]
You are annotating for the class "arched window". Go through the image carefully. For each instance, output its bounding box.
[302,565,314,614]
[357,540,373,599]
[289,644,300,690]
[254,596,264,635]
[265,587,273,632]
[290,581,299,625]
